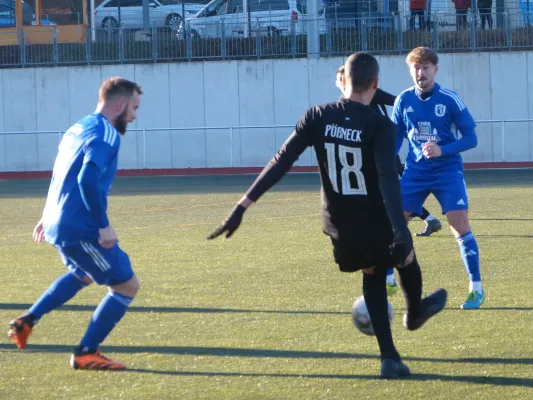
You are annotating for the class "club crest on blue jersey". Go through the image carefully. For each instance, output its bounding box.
[435,104,446,117]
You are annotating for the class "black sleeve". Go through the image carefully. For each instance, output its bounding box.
[372,118,408,234]
[245,109,315,202]
[372,88,397,107]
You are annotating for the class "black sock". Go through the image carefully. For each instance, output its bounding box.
[396,254,423,317]
[420,207,430,220]
[362,268,400,361]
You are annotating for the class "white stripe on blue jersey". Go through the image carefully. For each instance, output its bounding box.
[439,87,466,111]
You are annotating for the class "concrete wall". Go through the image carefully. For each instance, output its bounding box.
[0,51,532,172]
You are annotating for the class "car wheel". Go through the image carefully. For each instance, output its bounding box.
[190,29,200,38]
[102,17,119,34]
[166,13,183,32]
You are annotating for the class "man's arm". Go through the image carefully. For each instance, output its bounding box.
[440,103,478,156]
[81,137,117,247]
[373,119,409,235]
[373,118,413,264]
[372,88,397,107]
[245,129,311,203]
[208,109,315,239]
[78,162,109,229]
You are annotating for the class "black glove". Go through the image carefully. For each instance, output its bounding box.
[207,205,246,240]
[390,228,414,266]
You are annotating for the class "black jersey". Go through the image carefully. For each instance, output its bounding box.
[245,98,407,242]
[370,88,397,117]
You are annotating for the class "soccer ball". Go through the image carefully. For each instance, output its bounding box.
[351,296,394,336]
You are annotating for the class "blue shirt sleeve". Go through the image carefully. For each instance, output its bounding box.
[83,134,116,173]
[440,100,478,156]
[78,163,109,229]
[392,96,406,154]
[78,130,116,229]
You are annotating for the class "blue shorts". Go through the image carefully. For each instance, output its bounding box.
[57,241,134,286]
[400,169,469,216]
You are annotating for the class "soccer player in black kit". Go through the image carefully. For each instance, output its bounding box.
[336,64,443,240]
[336,65,443,298]
[208,52,448,379]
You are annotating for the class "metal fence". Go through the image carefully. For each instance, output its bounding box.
[0,10,533,67]
[1,119,532,172]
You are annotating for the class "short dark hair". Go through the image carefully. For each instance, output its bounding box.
[406,47,439,66]
[336,65,345,75]
[344,52,379,93]
[99,77,143,102]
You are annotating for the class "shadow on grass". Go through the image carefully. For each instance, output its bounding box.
[0,303,348,315]
[423,234,533,239]
[2,343,533,368]
[3,303,533,314]
[4,303,533,315]
[470,218,533,221]
[128,368,533,387]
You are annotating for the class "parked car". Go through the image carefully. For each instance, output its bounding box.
[94,0,209,33]
[324,0,394,31]
[0,0,56,26]
[177,0,325,39]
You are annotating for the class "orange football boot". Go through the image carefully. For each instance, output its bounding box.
[70,350,126,370]
[8,319,33,349]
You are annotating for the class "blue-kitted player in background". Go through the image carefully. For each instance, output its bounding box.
[8,77,143,369]
[393,47,484,309]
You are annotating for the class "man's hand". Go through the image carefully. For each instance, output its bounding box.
[207,205,247,240]
[33,220,45,243]
[422,142,442,159]
[390,229,414,266]
[99,225,118,249]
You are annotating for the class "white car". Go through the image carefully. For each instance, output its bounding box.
[95,0,208,33]
[178,0,325,39]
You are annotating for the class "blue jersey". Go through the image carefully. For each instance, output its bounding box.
[392,83,477,176]
[42,113,120,247]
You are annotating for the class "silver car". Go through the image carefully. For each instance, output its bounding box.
[94,0,209,32]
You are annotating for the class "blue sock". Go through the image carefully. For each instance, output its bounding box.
[28,272,87,322]
[457,231,481,285]
[80,291,133,351]
[386,268,395,282]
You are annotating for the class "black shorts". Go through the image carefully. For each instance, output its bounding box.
[331,233,393,273]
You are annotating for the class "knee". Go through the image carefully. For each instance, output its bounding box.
[111,275,140,298]
[447,212,471,236]
[362,267,376,275]
[450,219,471,236]
[80,275,94,285]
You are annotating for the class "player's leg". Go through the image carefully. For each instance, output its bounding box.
[361,266,410,379]
[385,268,398,296]
[62,242,139,370]
[400,171,441,235]
[400,171,432,222]
[415,206,442,237]
[447,210,484,309]
[434,176,484,309]
[8,253,93,350]
[395,250,448,330]
[331,239,409,378]
[388,170,431,296]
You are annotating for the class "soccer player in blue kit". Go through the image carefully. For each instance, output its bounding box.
[393,47,484,309]
[8,77,143,369]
